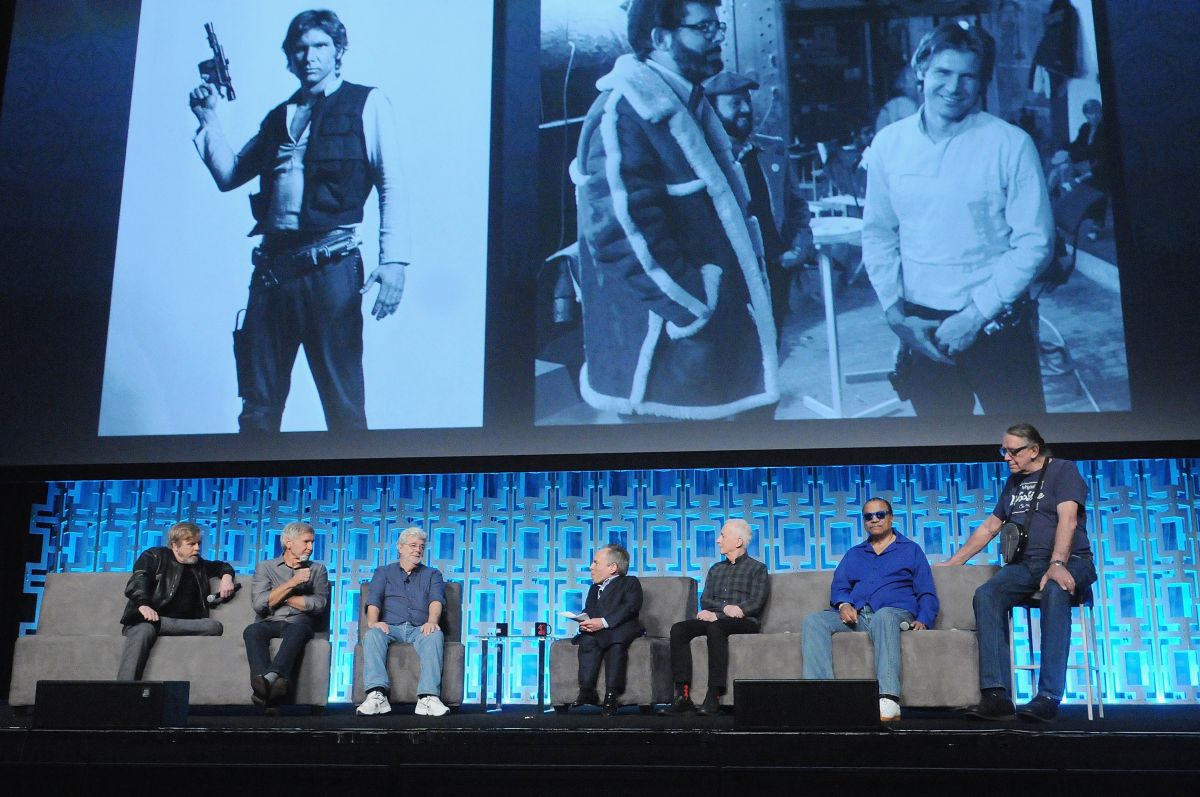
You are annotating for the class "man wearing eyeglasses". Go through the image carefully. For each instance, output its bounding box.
[571,0,780,421]
[939,423,1096,722]
[861,21,1053,416]
[801,498,939,722]
[356,526,449,717]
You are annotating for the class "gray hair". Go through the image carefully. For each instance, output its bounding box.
[398,526,428,546]
[281,521,314,543]
[601,544,631,576]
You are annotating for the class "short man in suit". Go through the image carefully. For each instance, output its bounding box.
[570,544,644,715]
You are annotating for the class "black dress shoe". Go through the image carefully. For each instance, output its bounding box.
[1017,695,1059,723]
[250,675,270,707]
[964,689,1016,721]
[267,676,290,706]
[601,692,620,716]
[657,694,696,716]
[571,689,600,708]
[696,693,721,716]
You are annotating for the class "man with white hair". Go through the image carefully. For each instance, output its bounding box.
[244,521,329,712]
[661,518,769,716]
[356,526,450,717]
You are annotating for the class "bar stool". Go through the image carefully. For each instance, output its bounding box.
[1009,582,1104,719]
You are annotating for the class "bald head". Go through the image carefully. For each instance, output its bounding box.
[717,518,752,559]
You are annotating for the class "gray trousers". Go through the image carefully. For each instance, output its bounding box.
[118,617,223,680]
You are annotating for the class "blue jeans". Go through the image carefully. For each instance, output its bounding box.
[362,622,444,697]
[802,606,912,697]
[973,555,1097,702]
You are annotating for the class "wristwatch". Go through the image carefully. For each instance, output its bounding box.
[1050,559,1067,567]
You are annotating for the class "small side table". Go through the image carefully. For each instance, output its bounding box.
[475,634,551,711]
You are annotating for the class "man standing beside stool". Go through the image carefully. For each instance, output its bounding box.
[941,423,1097,722]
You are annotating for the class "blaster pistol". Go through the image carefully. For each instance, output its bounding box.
[198,22,236,101]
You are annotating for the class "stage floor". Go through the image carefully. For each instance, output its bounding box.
[2,703,1198,792]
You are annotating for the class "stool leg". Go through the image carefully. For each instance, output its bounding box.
[1078,604,1094,720]
[1008,610,1018,700]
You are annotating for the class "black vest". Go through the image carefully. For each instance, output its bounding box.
[250,81,374,233]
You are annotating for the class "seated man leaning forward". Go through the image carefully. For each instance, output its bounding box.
[356,526,449,717]
[570,544,645,715]
[244,521,329,711]
[118,521,235,680]
[802,498,939,722]
[661,518,769,716]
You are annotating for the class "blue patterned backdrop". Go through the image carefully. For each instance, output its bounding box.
[18,459,1199,705]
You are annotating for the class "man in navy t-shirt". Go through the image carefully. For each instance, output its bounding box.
[941,423,1096,722]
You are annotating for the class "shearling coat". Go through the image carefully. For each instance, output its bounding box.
[571,54,779,419]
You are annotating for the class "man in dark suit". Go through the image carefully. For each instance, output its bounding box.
[570,544,644,715]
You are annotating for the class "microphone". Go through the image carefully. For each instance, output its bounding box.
[207,581,242,607]
[900,620,914,631]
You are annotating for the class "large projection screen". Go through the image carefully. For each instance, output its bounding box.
[0,0,1197,474]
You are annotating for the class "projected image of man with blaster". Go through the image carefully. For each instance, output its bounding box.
[190,9,408,433]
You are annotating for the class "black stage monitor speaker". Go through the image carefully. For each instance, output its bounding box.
[33,680,189,729]
[734,679,879,729]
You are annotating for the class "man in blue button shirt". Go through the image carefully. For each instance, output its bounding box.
[802,498,939,722]
[356,527,449,717]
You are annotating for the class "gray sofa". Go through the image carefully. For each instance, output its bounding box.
[549,575,697,712]
[688,564,999,708]
[350,581,466,706]
[9,571,331,707]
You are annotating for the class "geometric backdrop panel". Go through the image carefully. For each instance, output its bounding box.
[19,459,1200,705]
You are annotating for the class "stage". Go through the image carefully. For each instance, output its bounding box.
[1,703,1197,792]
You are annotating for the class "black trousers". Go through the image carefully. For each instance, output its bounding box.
[904,302,1045,416]
[242,615,315,680]
[576,633,634,694]
[237,250,367,432]
[669,617,760,691]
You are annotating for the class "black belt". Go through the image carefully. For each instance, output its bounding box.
[250,231,359,287]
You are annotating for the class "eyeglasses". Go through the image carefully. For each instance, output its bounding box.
[999,444,1032,458]
[677,20,727,40]
[862,511,890,521]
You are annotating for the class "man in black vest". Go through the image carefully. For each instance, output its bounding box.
[570,544,644,715]
[190,9,408,432]
[704,70,814,342]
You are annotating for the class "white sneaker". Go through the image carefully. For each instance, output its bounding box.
[879,697,901,722]
[415,694,450,717]
[356,690,392,716]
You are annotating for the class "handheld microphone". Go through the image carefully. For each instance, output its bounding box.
[900,620,913,631]
[207,581,242,607]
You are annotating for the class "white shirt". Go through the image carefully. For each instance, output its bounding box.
[194,78,410,265]
[861,108,1053,319]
